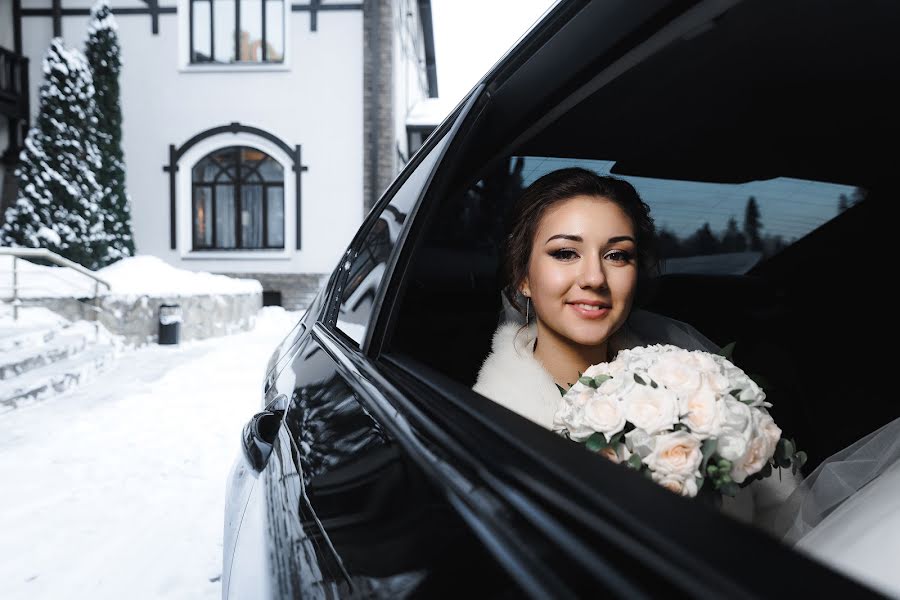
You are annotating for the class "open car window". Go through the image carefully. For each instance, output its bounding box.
[517,157,866,275]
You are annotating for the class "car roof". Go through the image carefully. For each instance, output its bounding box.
[458,0,897,188]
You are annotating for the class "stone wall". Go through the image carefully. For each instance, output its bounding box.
[28,291,261,347]
[216,272,329,310]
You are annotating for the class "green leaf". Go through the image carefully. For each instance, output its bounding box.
[585,433,607,452]
[578,376,598,388]
[634,374,647,386]
[650,379,658,388]
[718,342,737,360]
[593,375,612,387]
[700,438,718,471]
[556,384,567,397]
[729,389,743,399]
[608,431,624,447]
[627,454,643,470]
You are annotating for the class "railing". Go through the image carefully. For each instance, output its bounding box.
[0,248,112,331]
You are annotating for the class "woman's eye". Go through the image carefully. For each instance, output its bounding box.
[550,249,578,261]
[606,250,633,263]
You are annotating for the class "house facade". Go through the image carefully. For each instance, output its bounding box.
[0,0,438,308]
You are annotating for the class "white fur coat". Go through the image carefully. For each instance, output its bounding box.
[473,319,800,530]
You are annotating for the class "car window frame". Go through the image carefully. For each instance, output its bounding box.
[322,84,487,353]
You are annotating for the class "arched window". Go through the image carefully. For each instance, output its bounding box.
[192,146,284,249]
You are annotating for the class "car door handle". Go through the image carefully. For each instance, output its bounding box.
[241,409,283,472]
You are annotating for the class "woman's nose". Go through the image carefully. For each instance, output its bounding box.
[577,254,606,288]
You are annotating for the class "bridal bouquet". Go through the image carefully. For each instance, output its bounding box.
[553,344,805,499]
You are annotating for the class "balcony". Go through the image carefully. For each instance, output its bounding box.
[0,46,29,121]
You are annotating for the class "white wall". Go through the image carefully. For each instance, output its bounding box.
[21,1,364,275]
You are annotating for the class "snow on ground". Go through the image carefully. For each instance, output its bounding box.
[0,254,261,299]
[0,306,302,600]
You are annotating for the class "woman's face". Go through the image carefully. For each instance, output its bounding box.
[521,195,638,349]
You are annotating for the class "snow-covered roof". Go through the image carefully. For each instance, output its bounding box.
[406,97,456,127]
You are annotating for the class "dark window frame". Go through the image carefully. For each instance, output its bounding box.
[191,145,285,251]
[189,0,284,65]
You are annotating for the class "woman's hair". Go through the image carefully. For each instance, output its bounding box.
[501,167,658,315]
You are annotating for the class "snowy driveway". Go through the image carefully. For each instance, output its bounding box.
[0,307,302,600]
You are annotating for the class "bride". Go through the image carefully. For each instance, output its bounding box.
[471,167,900,596]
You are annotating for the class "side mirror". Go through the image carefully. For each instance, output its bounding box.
[241,395,287,471]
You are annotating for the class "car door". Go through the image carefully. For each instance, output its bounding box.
[229,88,523,598]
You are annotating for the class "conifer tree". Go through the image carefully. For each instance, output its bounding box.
[721,217,747,252]
[0,38,106,269]
[743,196,763,252]
[86,0,135,263]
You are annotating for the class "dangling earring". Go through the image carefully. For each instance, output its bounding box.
[525,297,531,323]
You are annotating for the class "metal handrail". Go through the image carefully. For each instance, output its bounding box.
[0,247,111,322]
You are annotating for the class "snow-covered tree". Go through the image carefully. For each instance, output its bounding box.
[86,0,135,263]
[0,38,107,269]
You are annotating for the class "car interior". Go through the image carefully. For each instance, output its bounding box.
[388,0,896,477]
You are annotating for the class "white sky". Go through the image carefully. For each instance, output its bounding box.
[431,0,558,105]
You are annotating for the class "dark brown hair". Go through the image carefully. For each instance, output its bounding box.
[501,167,657,315]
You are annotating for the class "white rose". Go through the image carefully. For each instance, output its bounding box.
[648,352,703,397]
[702,370,731,395]
[573,388,594,407]
[716,397,754,461]
[646,431,703,478]
[680,387,722,439]
[583,395,626,436]
[652,472,699,498]
[553,393,596,442]
[731,411,781,483]
[606,359,630,378]
[597,375,635,401]
[623,385,680,434]
[625,428,655,459]
[690,351,720,374]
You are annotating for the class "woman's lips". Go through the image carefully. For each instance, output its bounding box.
[568,303,611,319]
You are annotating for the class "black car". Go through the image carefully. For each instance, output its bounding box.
[223,0,897,597]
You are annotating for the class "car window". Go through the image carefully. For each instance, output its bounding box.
[333,128,452,347]
[517,156,865,275]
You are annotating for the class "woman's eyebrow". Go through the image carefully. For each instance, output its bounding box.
[545,234,636,244]
[608,235,636,244]
[545,233,582,244]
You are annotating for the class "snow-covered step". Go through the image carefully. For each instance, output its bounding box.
[0,324,60,354]
[0,331,89,381]
[0,342,119,413]
[0,305,72,353]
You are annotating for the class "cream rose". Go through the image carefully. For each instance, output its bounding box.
[598,444,631,464]
[679,387,722,439]
[646,430,703,478]
[652,472,699,497]
[583,394,626,436]
[623,385,679,434]
[648,352,703,397]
